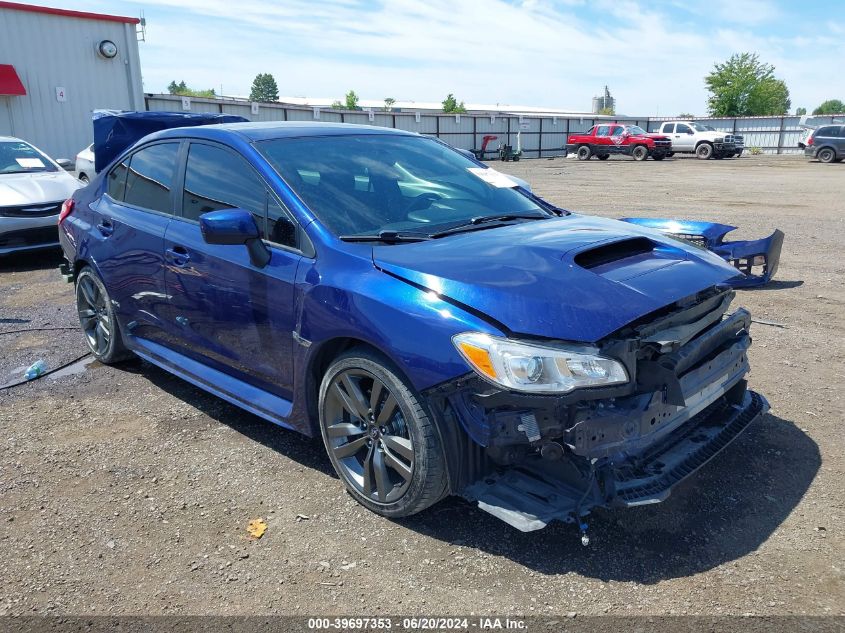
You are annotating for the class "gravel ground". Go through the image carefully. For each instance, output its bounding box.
[0,155,843,617]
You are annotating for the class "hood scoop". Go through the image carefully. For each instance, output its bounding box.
[575,237,655,269]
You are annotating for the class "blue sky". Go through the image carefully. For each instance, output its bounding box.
[21,0,845,114]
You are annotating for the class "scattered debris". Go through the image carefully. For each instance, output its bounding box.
[23,359,46,380]
[247,518,267,540]
[295,514,310,522]
[751,318,788,328]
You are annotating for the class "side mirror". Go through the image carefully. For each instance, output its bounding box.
[199,208,270,268]
[56,158,73,170]
[687,130,694,135]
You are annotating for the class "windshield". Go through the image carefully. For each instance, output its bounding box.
[691,123,716,132]
[257,134,549,237]
[625,125,647,135]
[0,141,57,174]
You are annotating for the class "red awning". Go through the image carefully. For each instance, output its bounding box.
[0,64,26,96]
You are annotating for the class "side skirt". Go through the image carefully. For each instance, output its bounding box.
[129,337,296,431]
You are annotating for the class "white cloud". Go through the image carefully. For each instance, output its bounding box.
[19,0,845,114]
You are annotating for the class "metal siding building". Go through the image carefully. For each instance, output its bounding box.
[0,2,143,159]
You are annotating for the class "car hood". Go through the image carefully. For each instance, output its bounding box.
[0,171,81,206]
[372,215,743,342]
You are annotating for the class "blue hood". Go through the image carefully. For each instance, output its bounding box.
[373,215,743,342]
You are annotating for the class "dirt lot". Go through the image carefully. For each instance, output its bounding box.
[1,155,843,617]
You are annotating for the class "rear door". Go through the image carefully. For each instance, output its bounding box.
[93,141,181,346]
[162,140,303,398]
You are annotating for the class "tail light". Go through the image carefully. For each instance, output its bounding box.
[58,198,75,224]
[807,134,814,146]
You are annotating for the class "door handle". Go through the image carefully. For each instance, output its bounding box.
[166,246,190,267]
[96,220,113,236]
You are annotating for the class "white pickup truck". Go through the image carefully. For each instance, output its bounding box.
[655,121,744,159]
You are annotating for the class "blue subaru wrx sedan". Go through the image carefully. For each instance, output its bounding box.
[58,120,769,532]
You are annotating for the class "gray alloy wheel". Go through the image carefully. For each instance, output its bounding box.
[576,145,591,160]
[817,148,835,163]
[696,143,713,159]
[75,268,130,363]
[78,173,89,183]
[632,145,648,161]
[318,349,447,518]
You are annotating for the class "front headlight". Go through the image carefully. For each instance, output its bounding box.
[715,137,725,143]
[452,332,628,394]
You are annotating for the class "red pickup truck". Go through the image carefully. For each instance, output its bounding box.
[567,124,672,161]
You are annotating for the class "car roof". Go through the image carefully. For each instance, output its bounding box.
[0,136,26,143]
[150,121,417,143]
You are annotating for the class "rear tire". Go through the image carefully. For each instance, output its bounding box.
[696,143,713,160]
[318,348,448,518]
[576,145,591,161]
[632,146,648,161]
[597,154,609,161]
[817,147,835,163]
[652,154,665,161]
[75,267,131,364]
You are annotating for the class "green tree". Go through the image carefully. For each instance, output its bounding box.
[166,80,215,98]
[383,97,396,111]
[678,112,695,118]
[167,80,187,94]
[795,107,807,116]
[598,106,615,115]
[330,100,344,109]
[813,99,845,115]
[442,93,467,113]
[249,73,279,102]
[704,53,790,116]
[344,90,360,110]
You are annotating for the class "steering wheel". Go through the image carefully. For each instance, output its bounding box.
[403,192,442,215]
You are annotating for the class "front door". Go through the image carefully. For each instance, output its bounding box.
[162,141,302,398]
[673,123,696,151]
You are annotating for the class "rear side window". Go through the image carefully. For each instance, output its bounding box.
[662,123,675,133]
[123,143,179,214]
[107,160,129,201]
[815,126,835,137]
[181,143,267,235]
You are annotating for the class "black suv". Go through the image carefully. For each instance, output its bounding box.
[803,124,845,163]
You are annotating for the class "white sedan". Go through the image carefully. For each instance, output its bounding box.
[0,137,82,256]
[75,143,95,183]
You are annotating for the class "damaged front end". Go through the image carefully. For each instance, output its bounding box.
[620,218,784,287]
[425,287,769,532]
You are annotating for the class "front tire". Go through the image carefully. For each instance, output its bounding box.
[597,154,609,161]
[632,145,648,161]
[75,267,131,363]
[696,143,714,160]
[817,148,836,163]
[576,145,591,161]
[318,349,448,518]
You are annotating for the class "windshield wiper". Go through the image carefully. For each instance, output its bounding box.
[428,213,549,238]
[339,230,431,244]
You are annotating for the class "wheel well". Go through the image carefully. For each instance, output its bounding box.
[305,337,385,424]
[695,140,712,148]
[73,259,89,277]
